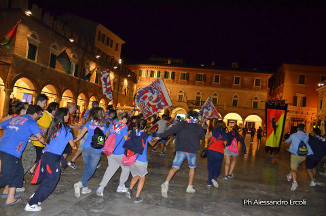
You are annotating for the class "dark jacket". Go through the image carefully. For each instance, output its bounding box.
[158,121,205,154]
[212,126,227,141]
[226,130,246,154]
[307,135,326,160]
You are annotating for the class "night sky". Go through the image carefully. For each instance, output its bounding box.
[34,0,326,71]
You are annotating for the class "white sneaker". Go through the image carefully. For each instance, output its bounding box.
[81,187,92,194]
[211,179,219,188]
[96,188,104,197]
[186,185,196,193]
[74,182,82,198]
[291,181,298,191]
[25,203,42,212]
[161,182,169,198]
[16,187,25,192]
[286,174,292,182]
[309,181,317,187]
[116,186,128,193]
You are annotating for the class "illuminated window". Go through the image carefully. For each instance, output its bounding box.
[150,70,155,77]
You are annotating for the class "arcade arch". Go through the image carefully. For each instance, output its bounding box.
[60,89,74,107]
[244,115,263,130]
[41,84,58,103]
[223,112,243,129]
[11,77,36,104]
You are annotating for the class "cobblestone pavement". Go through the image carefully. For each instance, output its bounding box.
[1,136,326,216]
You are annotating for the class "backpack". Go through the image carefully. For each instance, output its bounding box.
[121,130,149,166]
[122,149,138,166]
[103,122,126,156]
[297,140,308,156]
[91,127,105,149]
[102,133,116,156]
[228,137,238,153]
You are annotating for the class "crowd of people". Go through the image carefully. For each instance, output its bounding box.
[0,94,326,212]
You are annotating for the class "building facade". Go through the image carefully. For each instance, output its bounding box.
[269,64,326,133]
[0,1,137,117]
[127,61,271,129]
[317,82,326,122]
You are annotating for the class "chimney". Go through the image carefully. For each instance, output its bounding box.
[167,58,171,65]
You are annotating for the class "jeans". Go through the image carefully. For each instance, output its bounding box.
[80,147,102,187]
[207,150,224,184]
[172,151,197,169]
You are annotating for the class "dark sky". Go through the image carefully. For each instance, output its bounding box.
[34,0,326,71]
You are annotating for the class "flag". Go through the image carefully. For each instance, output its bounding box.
[265,100,288,150]
[57,49,71,74]
[101,69,113,101]
[199,97,221,122]
[0,20,21,50]
[135,77,172,119]
[84,67,96,81]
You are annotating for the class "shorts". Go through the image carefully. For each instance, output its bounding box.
[224,147,239,156]
[290,155,306,170]
[305,157,320,169]
[0,151,24,188]
[34,146,44,163]
[63,144,72,154]
[130,161,148,177]
[157,133,167,144]
[172,151,197,169]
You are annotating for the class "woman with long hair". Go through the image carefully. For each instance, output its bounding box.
[25,108,77,212]
[96,110,129,196]
[224,125,247,180]
[73,107,108,198]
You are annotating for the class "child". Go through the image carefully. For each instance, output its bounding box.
[25,108,77,212]
[125,119,153,203]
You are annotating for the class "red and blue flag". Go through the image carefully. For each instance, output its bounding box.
[135,77,172,118]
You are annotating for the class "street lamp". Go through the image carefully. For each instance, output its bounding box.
[25,10,32,16]
[96,55,100,59]
[69,38,74,43]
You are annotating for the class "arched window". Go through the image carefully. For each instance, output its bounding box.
[195,92,202,106]
[211,93,218,105]
[27,32,40,61]
[252,96,259,109]
[49,44,59,69]
[232,94,238,107]
[177,90,184,102]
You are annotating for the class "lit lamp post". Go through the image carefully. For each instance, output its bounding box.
[115,59,122,109]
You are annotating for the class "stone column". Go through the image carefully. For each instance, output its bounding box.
[2,88,13,117]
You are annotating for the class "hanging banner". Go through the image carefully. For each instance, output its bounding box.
[265,100,288,150]
[135,77,172,118]
[101,70,113,102]
[199,97,221,121]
